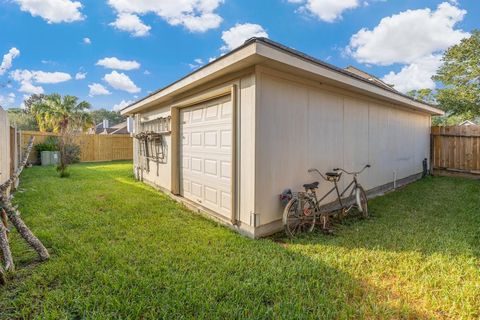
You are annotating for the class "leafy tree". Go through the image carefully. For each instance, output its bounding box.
[431,113,474,126]
[6,108,38,131]
[23,94,45,113]
[90,108,125,126]
[406,89,437,105]
[433,30,480,117]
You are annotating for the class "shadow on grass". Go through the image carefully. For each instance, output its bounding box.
[277,176,480,259]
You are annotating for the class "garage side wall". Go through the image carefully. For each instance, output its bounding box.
[132,73,257,230]
[133,106,173,191]
[255,69,431,229]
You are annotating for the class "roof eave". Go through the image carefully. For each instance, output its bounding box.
[122,37,444,117]
[254,40,444,116]
[121,41,259,115]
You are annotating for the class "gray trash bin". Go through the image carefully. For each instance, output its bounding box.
[41,151,51,166]
[51,151,60,165]
[41,151,61,166]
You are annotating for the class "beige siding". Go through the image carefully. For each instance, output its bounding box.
[135,106,172,191]
[255,70,431,226]
[0,107,10,185]
[238,73,256,225]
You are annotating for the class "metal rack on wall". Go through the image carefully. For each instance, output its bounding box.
[135,116,171,175]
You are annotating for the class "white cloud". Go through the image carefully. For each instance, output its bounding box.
[19,81,44,95]
[75,72,87,80]
[112,99,133,111]
[288,0,360,22]
[83,37,91,44]
[143,70,151,75]
[107,0,224,34]
[10,69,71,94]
[0,48,20,76]
[221,23,268,51]
[88,83,111,96]
[188,58,205,69]
[31,71,71,83]
[0,93,16,107]
[208,57,216,63]
[96,57,141,70]
[103,71,140,93]
[109,13,151,37]
[13,0,84,23]
[346,2,469,93]
[10,69,72,84]
[347,2,468,65]
[382,55,443,93]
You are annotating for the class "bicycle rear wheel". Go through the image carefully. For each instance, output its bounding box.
[355,186,369,218]
[283,197,316,238]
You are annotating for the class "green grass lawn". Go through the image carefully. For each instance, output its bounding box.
[1,162,479,319]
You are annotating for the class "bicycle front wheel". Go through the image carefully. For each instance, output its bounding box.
[283,197,316,238]
[355,186,369,218]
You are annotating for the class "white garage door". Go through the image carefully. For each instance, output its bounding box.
[180,95,232,219]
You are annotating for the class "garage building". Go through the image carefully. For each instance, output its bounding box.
[121,38,443,238]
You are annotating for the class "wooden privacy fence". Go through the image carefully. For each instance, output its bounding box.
[431,125,480,175]
[21,131,133,163]
[0,107,20,186]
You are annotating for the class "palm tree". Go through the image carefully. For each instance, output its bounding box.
[30,94,94,133]
[30,94,94,177]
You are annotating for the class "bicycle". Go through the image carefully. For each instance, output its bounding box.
[282,164,370,238]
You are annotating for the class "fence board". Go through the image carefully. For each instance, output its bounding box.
[21,131,133,163]
[431,125,480,174]
[0,108,10,185]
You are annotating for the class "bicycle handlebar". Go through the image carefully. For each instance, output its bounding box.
[333,164,371,175]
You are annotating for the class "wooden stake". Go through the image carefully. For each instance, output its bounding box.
[0,213,14,271]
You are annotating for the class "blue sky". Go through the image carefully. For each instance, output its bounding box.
[0,0,478,111]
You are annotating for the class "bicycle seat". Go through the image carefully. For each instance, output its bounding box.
[303,182,319,190]
[326,172,340,177]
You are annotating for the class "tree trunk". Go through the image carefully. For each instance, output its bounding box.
[0,211,14,271]
[2,201,49,261]
[0,135,49,261]
[0,263,5,285]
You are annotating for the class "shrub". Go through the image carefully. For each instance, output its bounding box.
[56,142,81,178]
[63,144,81,164]
[35,136,59,153]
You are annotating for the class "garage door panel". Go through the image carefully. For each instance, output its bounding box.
[191,182,203,197]
[220,191,231,210]
[191,157,202,172]
[191,108,203,122]
[204,159,218,176]
[205,104,219,119]
[204,186,218,205]
[220,130,232,148]
[180,95,232,218]
[221,101,232,118]
[204,131,218,147]
[191,132,202,146]
[220,161,231,179]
